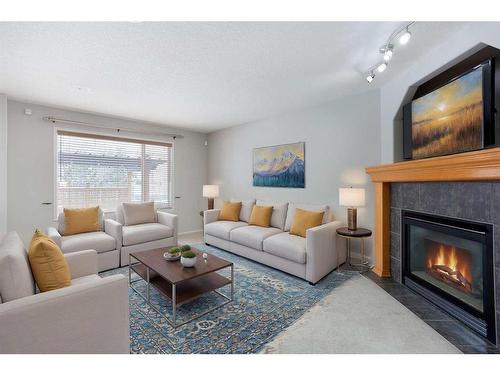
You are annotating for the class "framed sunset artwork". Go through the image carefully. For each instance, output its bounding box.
[410,64,487,159]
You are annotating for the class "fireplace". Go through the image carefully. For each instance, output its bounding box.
[402,210,496,343]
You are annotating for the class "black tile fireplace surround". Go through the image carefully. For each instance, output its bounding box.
[390,182,500,346]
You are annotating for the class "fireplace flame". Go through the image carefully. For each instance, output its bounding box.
[426,243,472,293]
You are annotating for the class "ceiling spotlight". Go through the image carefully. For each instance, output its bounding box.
[399,28,412,45]
[377,62,387,73]
[366,72,375,83]
[383,48,393,62]
[380,44,394,62]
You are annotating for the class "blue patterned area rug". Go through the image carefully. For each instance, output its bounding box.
[101,243,357,354]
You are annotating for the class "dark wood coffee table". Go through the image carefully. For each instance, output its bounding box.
[128,247,234,329]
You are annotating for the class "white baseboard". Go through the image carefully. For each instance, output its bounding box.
[178,230,203,236]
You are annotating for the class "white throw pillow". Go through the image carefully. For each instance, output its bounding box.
[122,202,156,226]
[284,203,330,232]
[231,198,256,222]
[256,200,289,230]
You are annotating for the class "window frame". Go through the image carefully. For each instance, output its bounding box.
[53,126,175,220]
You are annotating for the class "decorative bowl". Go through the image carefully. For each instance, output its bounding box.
[163,252,180,261]
[181,256,197,267]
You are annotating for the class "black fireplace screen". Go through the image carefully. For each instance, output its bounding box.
[402,210,495,343]
[408,225,484,312]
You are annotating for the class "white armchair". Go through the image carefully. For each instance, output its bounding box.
[47,210,119,272]
[113,204,178,266]
[0,232,129,354]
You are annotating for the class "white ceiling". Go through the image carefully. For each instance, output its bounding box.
[0,22,467,133]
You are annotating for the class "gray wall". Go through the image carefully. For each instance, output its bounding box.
[7,100,208,244]
[0,94,7,235]
[207,90,381,262]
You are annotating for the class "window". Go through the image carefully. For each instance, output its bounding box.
[56,130,173,212]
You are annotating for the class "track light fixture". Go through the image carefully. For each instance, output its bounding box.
[377,62,387,73]
[383,47,393,62]
[366,71,375,83]
[364,22,415,83]
[399,28,412,45]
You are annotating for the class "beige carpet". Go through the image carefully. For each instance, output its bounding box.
[262,275,461,354]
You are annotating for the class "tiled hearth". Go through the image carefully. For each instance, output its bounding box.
[389,182,500,349]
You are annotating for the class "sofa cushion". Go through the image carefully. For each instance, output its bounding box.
[256,200,288,230]
[28,230,71,293]
[219,201,242,222]
[123,223,173,246]
[0,232,36,303]
[204,221,248,240]
[231,198,256,222]
[122,202,156,226]
[290,208,325,238]
[230,225,282,251]
[263,232,306,264]
[248,205,273,227]
[61,231,116,254]
[284,203,329,231]
[58,208,104,234]
[63,206,100,236]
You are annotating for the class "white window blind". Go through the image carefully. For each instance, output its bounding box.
[56,131,173,212]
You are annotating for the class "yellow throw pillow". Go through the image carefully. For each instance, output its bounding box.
[249,205,273,227]
[289,208,324,238]
[64,206,99,236]
[28,229,71,292]
[219,201,242,221]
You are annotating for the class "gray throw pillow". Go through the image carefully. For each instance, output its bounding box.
[122,202,156,226]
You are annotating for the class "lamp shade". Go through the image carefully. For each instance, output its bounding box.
[203,185,219,198]
[339,187,365,207]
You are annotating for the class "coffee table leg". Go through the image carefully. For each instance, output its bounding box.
[128,255,131,284]
[172,283,176,328]
[230,264,234,300]
[146,266,150,302]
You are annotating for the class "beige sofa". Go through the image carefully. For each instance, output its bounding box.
[0,232,129,354]
[204,200,346,284]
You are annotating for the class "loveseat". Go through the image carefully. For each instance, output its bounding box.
[204,200,346,284]
[0,232,129,354]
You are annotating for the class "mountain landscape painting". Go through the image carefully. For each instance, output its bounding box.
[253,142,305,188]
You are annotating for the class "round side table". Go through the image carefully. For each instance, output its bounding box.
[336,227,372,271]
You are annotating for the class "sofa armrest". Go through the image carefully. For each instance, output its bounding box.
[203,209,220,225]
[47,226,62,248]
[157,211,178,232]
[64,250,98,279]
[157,211,178,244]
[305,220,344,284]
[104,219,122,250]
[0,274,129,354]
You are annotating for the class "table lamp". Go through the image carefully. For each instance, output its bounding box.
[203,185,219,210]
[339,187,366,231]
